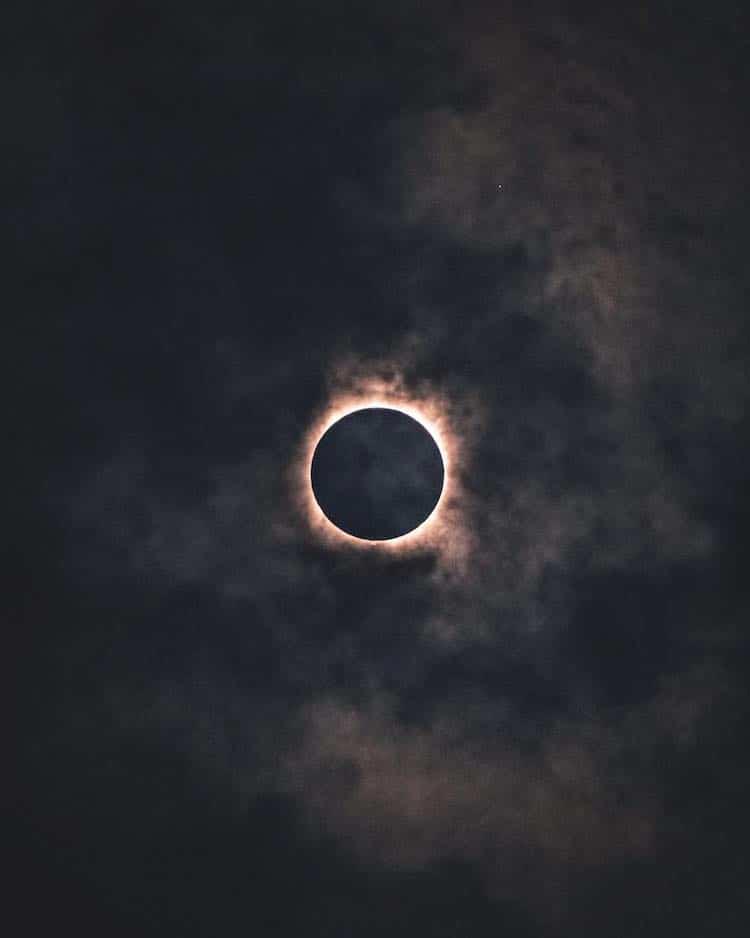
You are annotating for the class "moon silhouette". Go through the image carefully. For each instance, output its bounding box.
[310,407,445,541]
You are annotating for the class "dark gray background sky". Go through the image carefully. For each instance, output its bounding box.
[9,1,750,935]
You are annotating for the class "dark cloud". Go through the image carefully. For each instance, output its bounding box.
[11,2,750,936]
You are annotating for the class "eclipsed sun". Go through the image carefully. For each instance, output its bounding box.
[297,387,459,553]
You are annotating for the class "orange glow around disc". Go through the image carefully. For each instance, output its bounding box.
[293,371,472,564]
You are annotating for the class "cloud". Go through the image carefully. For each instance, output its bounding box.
[280,658,733,925]
[57,9,746,935]
[391,9,746,411]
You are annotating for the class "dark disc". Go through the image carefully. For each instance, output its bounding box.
[310,407,445,540]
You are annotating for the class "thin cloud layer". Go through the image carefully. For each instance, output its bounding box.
[52,4,748,935]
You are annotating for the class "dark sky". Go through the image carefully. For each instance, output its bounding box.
[9,1,750,935]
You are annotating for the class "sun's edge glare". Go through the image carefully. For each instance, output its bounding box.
[300,398,452,550]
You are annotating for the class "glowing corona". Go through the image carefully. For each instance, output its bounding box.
[298,392,455,551]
